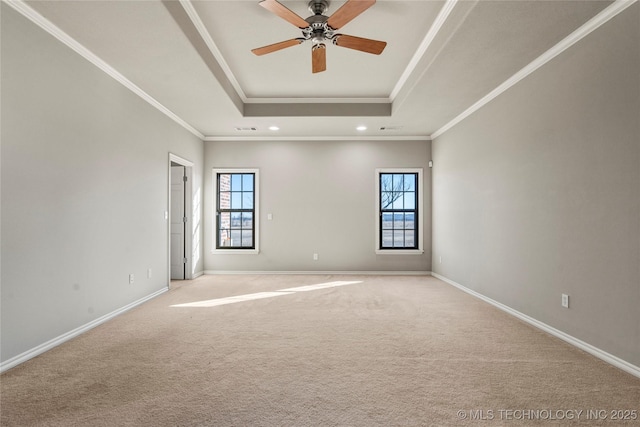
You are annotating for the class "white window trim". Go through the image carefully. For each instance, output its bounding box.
[212,168,260,255]
[375,168,424,255]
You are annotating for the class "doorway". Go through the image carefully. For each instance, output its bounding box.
[168,153,194,283]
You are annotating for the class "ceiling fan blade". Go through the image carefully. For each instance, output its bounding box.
[334,34,386,55]
[252,38,304,56]
[259,0,309,29]
[312,44,327,73]
[327,0,375,30]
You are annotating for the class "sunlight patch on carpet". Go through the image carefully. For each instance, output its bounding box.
[170,280,363,308]
[279,280,362,292]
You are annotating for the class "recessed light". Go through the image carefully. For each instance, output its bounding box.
[269,126,280,131]
[356,125,367,131]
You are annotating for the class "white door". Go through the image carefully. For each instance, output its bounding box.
[170,166,185,280]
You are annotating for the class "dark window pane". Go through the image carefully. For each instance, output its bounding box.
[381,174,392,189]
[404,174,416,191]
[405,230,415,247]
[405,192,415,210]
[393,212,405,229]
[243,174,253,191]
[230,212,241,228]
[382,213,393,229]
[242,192,254,209]
[242,212,253,228]
[231,174,242,191]
[219,212,230,229]
[381,191,393,209]
[379,172,418,250]
[217,173,256,249]
[219,191,231,209]
[392,193,404,209]
[382,230,393,247]
[393,230,405,247]
[219,174,231,192]
[230,230,241,246]
[241,230,253,247]
[393,174,404,189]
[219,229,231,246]
[231,192,242,209]
[405,212,415,229]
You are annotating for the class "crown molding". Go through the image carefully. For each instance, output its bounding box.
[10,0,631,144]
[4,0,205,140]
[179,0,248,103]
[390,0,458,102]
[431,0,638,140]
[204,135,431,142]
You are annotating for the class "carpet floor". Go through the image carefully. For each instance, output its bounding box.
[1,275,639,426]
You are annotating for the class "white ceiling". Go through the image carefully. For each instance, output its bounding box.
[20,0,615,140]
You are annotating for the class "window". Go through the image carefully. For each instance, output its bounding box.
[376,169,423,254]
[214,169,259,252]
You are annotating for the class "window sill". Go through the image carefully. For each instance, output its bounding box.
[211,249,260,255]
[376,249,424,255]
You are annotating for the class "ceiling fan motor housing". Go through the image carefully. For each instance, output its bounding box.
[304,13,333,45]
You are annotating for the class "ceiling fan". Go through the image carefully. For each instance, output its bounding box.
[251,0,387,73]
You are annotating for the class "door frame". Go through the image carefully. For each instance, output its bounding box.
[168,153,194,285]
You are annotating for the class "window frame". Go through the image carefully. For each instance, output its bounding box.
[375,168,424,255]
[212,168,260,254]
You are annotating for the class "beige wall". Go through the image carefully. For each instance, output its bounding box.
[432,4,639,366]
[1,5,204,364]
[204,139,432,272]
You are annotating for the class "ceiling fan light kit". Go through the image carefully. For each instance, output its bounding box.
[252,0,387,73]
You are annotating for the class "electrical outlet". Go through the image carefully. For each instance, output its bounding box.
[313,253,319,261]
[561,294,569,308]
[147,268,152,279]
[129,274,135,284]
[439,256,442,264]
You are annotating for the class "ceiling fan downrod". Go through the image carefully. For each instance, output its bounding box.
[308,0,329,16]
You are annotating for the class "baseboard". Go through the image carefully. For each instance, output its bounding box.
[192,271,205,279]
[0,287,169,373]
[430,272,640,379]
[203,270,432,276]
